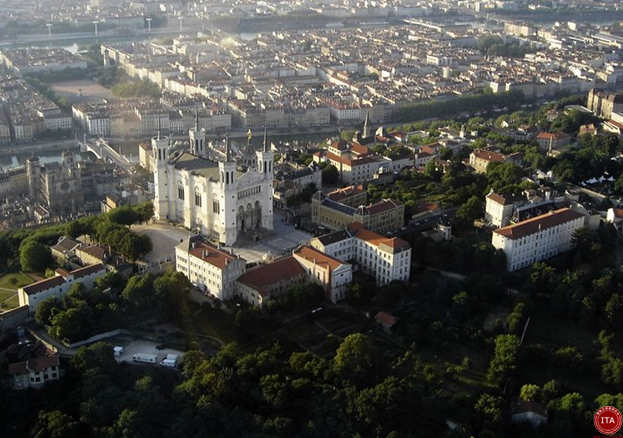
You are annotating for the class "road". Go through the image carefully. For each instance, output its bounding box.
[0,139,78,157]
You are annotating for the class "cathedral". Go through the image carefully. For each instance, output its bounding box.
[153,118,274,246]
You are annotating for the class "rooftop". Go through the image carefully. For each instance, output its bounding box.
[293,246,345,272]
[237,256,307,296]
[188,241,240,270]
[493,208,584,240]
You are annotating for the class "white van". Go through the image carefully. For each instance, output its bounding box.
[133,353,157,364]
[160,354,178,367]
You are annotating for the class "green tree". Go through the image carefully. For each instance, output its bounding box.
[107,206,139,227]
[20,240,53,272]
[49,304,95,343]
[30,410,82,438]
[322,165,339,185]
[35,297,59,326]
[519,383,542,402]
[71,342,117,374]
[454,196,482,230]
[334,333,377,386]
[487,334,521,387]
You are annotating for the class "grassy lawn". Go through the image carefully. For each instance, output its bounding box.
[0,272,33,311]
[0,272,34,290]
[0,290,20,311]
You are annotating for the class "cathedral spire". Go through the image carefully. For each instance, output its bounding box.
[263,126,268,152]
[363,110,370,138]
[157,116,161,140]
[225,132,231,162]
[195,107,200,131]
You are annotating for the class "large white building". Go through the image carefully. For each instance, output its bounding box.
[292,245,352,303]
[491,208,585,271]
[175,236,246,301]
[310,222,412,285]
[18,264,107,313]
[154,123,274,245]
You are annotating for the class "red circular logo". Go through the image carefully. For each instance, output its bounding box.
[595,406,622,435]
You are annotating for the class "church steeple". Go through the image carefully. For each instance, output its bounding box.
[225,132,232,162]
[195,107,200,131]
[363,110,370,138]
[263,126,268,152]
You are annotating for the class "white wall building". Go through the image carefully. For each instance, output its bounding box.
[154,126,274,246]
[292,245,352,304]
[18,264,107,313]
[310,222,412,285]
[8,355,60,389]
[491,208,585,271]
[175,237,245,301]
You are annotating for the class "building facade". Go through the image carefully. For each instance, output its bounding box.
[18,264,107,313]
[292,245,352,304]
[310,222,412,286]
[312,189,404,234]
[154,127,274,246]
[491,208,585,271]
[175,237,246,301]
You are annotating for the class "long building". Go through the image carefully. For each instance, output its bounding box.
[18,264,107,313]
[491,208,585,271]
[312,187,404,234]
[310,222,411,285]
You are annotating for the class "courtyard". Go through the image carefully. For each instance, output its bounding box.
[135,211,313,266]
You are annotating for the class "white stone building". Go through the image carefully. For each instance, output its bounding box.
[153,124,274,246]
[8,355,60,389]
[292,245,352,303]
[175,237,246,301]
[491,208,585,271]
[18,264,107,313]
[310,222,412,285]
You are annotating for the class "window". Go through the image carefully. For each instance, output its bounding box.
[178,186,185,200]
[195,192,202,207]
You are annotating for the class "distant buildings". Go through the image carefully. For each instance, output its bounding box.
[468,149,521,174]
[312,186,404,234]
[536,132,571,152]
[491,208,585,271]
[0,48,87,74]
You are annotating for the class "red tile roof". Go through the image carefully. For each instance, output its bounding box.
[293,246,344,272]
[493,208,584,240]
[536,132,571,140]
[72,263,106,279]
[365,199,402,214]
[21,264,106,295]
[8,355,59,375]
[486,192,512,205]
[375,311,398,327]
[237,256,306,296]
[21,276,65,295]
[347,222,410,252]
[327,185,365,202]
[472,149,506,162]
[189,242,237,270]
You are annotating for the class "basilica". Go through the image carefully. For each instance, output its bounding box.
[153,119,274,246]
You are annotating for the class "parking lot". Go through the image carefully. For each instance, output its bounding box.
[109,337,185,366]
